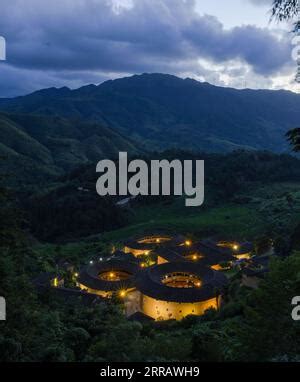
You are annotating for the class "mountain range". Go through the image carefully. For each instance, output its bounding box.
[0,73,299,185]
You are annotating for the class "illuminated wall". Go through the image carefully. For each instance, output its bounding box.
[157,256,168,265]
[78,282,223,321]
[235,252,251,260]
[137,236,171,244]
[77,283,111,298]
[141,294,220,321]
[123,246,151,257]
[124,236,172,257]
[77,282,135,299]
[211,264,223,271]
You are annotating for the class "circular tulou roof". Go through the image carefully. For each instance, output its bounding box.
[135,262,228,303]
[78,260,140,292]
[123,234,183,251]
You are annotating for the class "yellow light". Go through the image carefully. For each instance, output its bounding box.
[120,290,126,298]
[141,263,146,268]
[53,277,58,287]
[74,273,79,277]
[192,255,198,261]
[233,244,239,251]
[185,240,192,246]
[109,272,115,279]
[156,238,160,243]
[196,282,201,287]
[145,250,150,255]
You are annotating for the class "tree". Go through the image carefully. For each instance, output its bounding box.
[286,128,300,152]
[231,253,300,361]
[254,235,273,256]
[271,2,300,151]
[191,323,223,362]
[271,0,298,21]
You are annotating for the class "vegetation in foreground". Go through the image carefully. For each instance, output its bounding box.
[1,187,300,361]
[1,149,300,362]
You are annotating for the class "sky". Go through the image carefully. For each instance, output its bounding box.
[0,0,298,97]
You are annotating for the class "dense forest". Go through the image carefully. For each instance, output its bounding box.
[21,150,300,241]
[1,178,300,361]
[1,145,300,361]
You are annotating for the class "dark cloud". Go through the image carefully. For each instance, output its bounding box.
[0,0,293,96]
[183,16,290,75]
[0,63,112,97]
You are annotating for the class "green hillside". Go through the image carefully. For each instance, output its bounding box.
[24,150,300,243]
[1,73,300,153]
[0,112,140,187]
